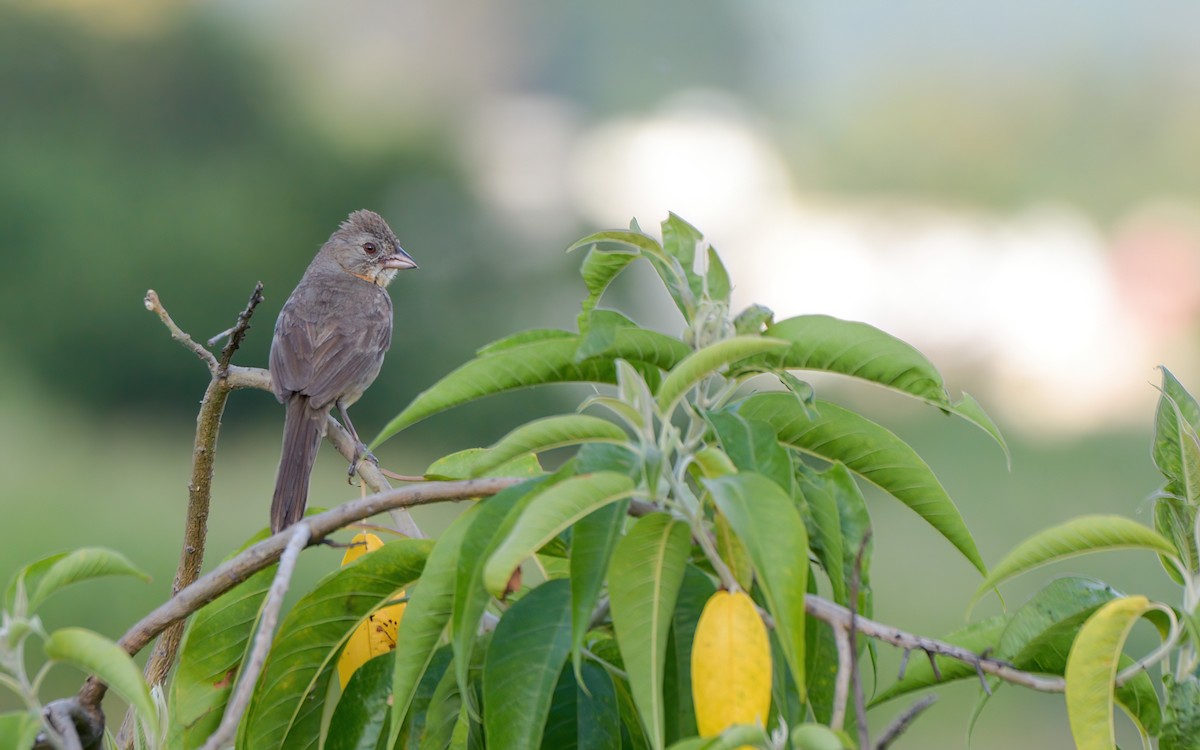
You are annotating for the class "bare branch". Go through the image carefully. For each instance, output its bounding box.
[804,596,1065,693]
[875,694,937,750]
[830,624,852,732]
[201,525,310,750]
[78,476,520,710]
[144,290,219,374]
[216,282,265,371]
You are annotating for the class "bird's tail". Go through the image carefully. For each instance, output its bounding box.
[271,395,324,532]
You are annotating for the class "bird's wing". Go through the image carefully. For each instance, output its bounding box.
[303,314,392,409]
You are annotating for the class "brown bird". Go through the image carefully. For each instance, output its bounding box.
[269,209,417,532]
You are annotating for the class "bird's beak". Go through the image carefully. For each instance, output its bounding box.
[381,246,418,270]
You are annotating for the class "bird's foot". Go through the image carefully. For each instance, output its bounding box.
[347,446,379,480]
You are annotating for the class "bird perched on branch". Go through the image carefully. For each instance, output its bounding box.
[269,209,417,532]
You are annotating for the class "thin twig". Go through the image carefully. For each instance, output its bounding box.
[216,282,264,371]
[875,694,937,750]
[144,290,219,374]
[804,596,1065,693]
[830,624,852,732]
[121,286,266,748]
[201,525,310,750]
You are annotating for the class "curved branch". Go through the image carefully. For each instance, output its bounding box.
[77,475,519,709]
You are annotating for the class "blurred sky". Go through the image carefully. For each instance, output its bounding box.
[8,0,1200,435]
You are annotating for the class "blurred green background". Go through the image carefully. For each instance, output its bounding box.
[3,1,1199,745]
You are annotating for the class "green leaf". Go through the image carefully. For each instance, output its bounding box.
[375,331,688,446]
[762,315,949,404]
[794,466,847,605]
[608,513,692,750]
[5,547,149,613]
[663,566,715,744]
[1154,366,1200,494]
[972,516,1179,608]
[569,496,630,681]
[714,513,754,593]
[567,227,664,258]
[396,646,453,750]
[656,337,790,414]
[482,579,574,750]
[706,409,794,495]
[0,712,41,750]
[870,615,1008,706]
[578,246,640,325]
[238,538,432,750]
[476,329,577,356]
[705,473,809,701]
[665,724,771,750]
[385,499,503,747]
[43,627,156,731]
[733,304,774,336]
[946,392,1011,466]
[326,653,393,750]
[576,309,641,360]
[1156,495,1198,585]
[169,531,274,749]
[790,723,849,750]
[997,577,1122,667]
[539,661,622,750]
[1065,595,1155,750]
[1161,675,1200,750]
[484,472,635,596]
[741,393,986,575]
[450,478,551,718]
[424,448,544,481]
[444,416,627,480]
[704,246,731,304]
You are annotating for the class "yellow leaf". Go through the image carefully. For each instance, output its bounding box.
[1065,595,1153,750]
[691,590,771,747]
[337,533,407,689]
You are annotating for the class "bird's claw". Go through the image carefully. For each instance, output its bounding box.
[348,448,379,479]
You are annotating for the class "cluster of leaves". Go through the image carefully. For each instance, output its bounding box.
[1,549,161,748]
[12,214,1200,750]
[165,214,1003,750]
[876,367,1200,749]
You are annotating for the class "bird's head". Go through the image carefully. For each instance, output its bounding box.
[325,209,417,287]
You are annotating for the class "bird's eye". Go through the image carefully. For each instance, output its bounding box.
[363,242,378,255]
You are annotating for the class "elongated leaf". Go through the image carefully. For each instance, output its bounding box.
[482,579,574,749]
[237,539,431,750]
[579,246,640,325]
[740,393,985,575]
[44,627,156,731]
[484,472,635,596]
[794,467,846,605]
[6,548,149,613]
[665,724,771,750]
[870,615,1008,705]
[568,228,664,258]
[762,315,949,404]
[0,712,41,750]
[450,477,551,719]
[375,331,687,446]
[1065,595,1155,749]
[386,504,493,748]
[570,497,631,680]
[169,532,275,749]
[656,337,789,414]
[997,577,1121,666]
[973,516,1179,608]
[1156,495,1198,585]
[706,409,794,495]
[449,416,627,480]
[664,566,716,743]
[947,392,1011,465]
[706,473,809,701]
[539,660,622,750]
[326,653,393,750]
[424,448,544,482]
[609,513,692,750]
[576,309,641,360]
[1154,367,1200,492]
[396,646,453,750]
